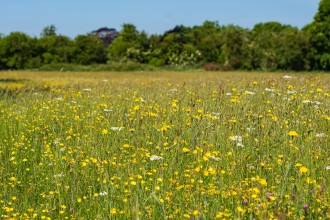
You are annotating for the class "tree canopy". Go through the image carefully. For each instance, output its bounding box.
[1,0,330,71]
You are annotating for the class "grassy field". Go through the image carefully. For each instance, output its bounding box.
[1,71,330,219]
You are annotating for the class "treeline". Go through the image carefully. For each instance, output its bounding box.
[1,0,330,71]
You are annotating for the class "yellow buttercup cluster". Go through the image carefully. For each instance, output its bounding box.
[0,71,329,219]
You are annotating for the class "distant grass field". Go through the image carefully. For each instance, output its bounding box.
[1,71,330,219]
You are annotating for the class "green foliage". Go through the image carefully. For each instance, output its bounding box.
[41,25,57,37]
[0,32,40,69]
[72,35,106,65]
[39,62,157,71]
[1,7,330,72]
[107,24,149,63]
[303,0,330,70]
[38,35,74,64]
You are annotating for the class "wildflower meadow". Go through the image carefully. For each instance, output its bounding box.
[1,71,330,219]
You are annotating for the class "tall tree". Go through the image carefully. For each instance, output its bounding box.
[0,32,40,69]
[107,24,149,63]
[38,35,74,64]
[303,0,330,70]
[41,25,57,37]
[72,35,106,65]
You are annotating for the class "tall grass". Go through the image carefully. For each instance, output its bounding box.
[0,71,330,219]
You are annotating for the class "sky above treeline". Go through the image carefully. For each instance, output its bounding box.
[0,0,319,39]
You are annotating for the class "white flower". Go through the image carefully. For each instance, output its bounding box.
[104,109,113,112]
[302,100,311,104]
[102,79,108,82]
[283,75,292,79]
[169,89,178,93]
[209,156,221,161]
[287,90,297,94]
[316,133,325,138]
[110,127,122,131]
[265,88,275,92]
[212,112,220,116]
[99,191,108,196]
[83,88,91,91]
[246,127,255,131]
[326,166,330,170]
[237,143,244,147]
[54,173,65,177]
[54,97,63,101]
[53,141,60,145]
[244,91,255,95]
[150,155,163,161]
[60,148,66,152]
[314,101,322,105]
[140,99,147,103]
[230,135,242,142]
[226,93,232,96]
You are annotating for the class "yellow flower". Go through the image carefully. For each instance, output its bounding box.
[102,129,108,135]
[130,181,137,186]
[299,166,309,173]
[288,131,299,137]
[237,206,244,213]
[259,178,267,186]
[182,147,190,153]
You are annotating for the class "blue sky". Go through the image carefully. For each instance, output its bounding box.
[0,0,320,39]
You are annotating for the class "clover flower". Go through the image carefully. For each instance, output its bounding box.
[209,156,221,161]
[110,127,122,131]
[150,155,163,161]
[99,191,108,196]
[303,204,309,210]
[265,88,275,92]
[244,91,255,95]
[316,133,325,138]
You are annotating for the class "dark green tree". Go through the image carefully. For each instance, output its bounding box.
[41,25,57,37]
[192,21,223,64]
[0,32,40,69]
[38,35,74,64]
[303,0,330,70]
[72,35,106,65]
[107,24,149,63]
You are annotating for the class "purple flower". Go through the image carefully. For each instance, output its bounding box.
[309,190,314,194]
[267,193,274,200]
[243,199,248,205]
[303,204,309,210]
[319,184,326,194]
